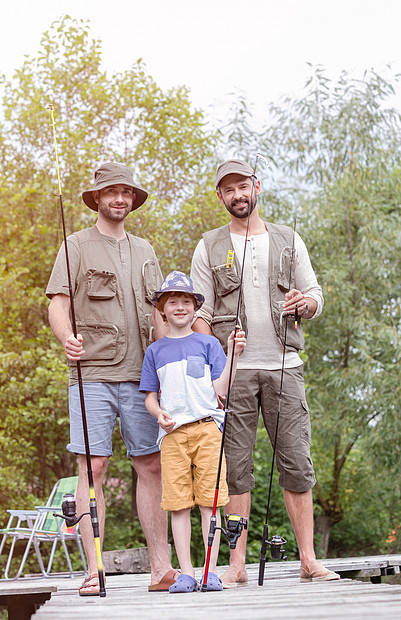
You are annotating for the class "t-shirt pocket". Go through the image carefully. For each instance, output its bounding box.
[186,355,205,379]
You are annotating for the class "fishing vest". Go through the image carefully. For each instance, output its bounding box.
[69,226,162,367]
[202,222,304,352]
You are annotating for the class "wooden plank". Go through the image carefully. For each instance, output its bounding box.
[31,558,401,620]
[0,585,56,620]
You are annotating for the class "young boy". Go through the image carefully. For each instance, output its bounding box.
[139,271,246,593]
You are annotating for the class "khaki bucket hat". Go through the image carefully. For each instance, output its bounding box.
[82,162,148,212]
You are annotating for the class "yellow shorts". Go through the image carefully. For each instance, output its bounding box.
[160,418,229,511]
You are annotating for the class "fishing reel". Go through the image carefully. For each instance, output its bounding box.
[223,514,248,549]
[207,513,248,550]
[207,513,248,549]
[269,534,287,561]
[258,526,287,586]
[53,493,89,527]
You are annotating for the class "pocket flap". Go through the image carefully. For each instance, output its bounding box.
[77,321,118,360]
[86,269,117,300]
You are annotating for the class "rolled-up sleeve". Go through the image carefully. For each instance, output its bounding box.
[294,232,324,319]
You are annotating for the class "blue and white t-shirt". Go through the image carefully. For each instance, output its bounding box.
[139,332,227,445]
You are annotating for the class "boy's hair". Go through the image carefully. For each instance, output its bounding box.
[156,291,197,323]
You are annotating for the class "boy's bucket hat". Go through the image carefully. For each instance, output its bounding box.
[82,162,148,212]
[215,159,255,188]
[151,271,205,310]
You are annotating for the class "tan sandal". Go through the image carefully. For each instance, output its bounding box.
[79,573,106,596]
[300,561,340,582]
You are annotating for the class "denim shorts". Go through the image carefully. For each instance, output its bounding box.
[67,382,160,457]
[224,367,316,494]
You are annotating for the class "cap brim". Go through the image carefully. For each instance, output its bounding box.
[216,167,254,188]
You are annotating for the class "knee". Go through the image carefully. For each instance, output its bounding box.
[132,452,161,479]
[78,455,108,481]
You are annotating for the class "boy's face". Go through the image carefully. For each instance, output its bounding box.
[161,294,196,330]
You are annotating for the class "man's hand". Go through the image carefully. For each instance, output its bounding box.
[64,333,85,361]
[283,289,316,319]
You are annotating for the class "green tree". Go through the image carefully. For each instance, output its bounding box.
[256,67,401,555]
[0,15,219,552]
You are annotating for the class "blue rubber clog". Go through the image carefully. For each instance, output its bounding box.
[169,573,198,593]
[200,571,223,591]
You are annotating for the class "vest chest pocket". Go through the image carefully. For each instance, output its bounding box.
[211,264,240,296]
[276,246,294,291]
[86,269,117,299]
[186,356,205,379]
[211,315,243,354]
[142,259,160,303]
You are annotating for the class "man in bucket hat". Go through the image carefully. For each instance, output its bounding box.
[190,159,339,585]
[46,162,177,595]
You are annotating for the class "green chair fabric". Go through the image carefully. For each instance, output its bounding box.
[0,476,87,580]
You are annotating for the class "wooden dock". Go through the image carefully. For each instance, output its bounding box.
[1,555,401,619]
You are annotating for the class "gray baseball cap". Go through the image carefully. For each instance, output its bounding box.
[82,162,148,212]
[215,159,255,189]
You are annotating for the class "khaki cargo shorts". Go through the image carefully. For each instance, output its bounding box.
[160,418,229,511]
[224,366,316,494]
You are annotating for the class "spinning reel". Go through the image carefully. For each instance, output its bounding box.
[258,524,287,585]
[207,513,248,550]
[269,534,287,561]
[53,493,90,527]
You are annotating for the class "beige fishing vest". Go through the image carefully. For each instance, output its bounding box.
[70,226,162,367]
[202,222,304,352]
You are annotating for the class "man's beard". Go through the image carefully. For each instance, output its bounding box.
[97,199,131,222]
[224,194,257,219]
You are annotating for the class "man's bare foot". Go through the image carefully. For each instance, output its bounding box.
[220,566,248,588]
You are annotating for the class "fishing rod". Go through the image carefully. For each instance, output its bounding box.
[48,104,106,597]
[201,153,266,591]
[258,215,298,586]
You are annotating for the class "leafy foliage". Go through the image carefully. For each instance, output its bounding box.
[0,16,218,537]
[1,17,401,570]
[254,67,401,554]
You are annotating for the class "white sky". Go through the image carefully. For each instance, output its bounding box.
[2,0,401,127]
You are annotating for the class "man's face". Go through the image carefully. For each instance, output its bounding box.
[93,184,135,222]
[217,174,260,219]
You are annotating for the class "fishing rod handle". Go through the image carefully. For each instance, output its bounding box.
[258,523,269,586]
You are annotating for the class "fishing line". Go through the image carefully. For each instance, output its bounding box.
[48,104,106,597]
[258,215,298,586]
[202,153,267,590]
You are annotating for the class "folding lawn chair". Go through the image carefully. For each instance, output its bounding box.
[0,475,87,580]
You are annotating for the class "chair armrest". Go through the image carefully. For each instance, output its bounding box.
[7,510,38,518]
[35,506,62,513]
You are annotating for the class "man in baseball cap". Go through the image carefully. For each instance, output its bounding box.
[190,159,336,586]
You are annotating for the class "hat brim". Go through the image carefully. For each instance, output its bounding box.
[82,183,148,212]
[151,289,204,311]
